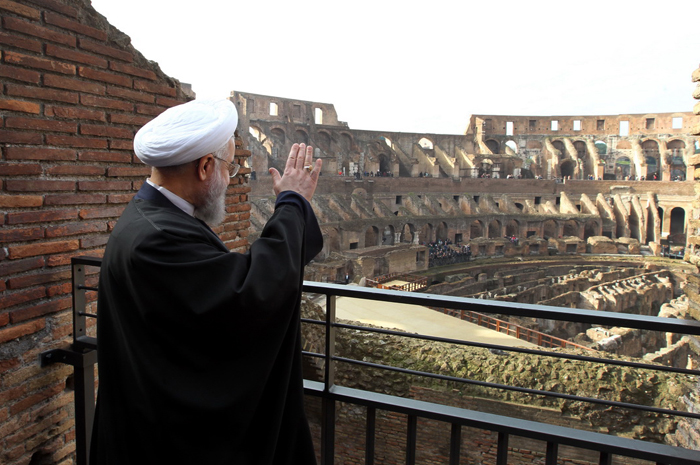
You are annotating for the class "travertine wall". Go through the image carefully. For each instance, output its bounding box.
[0,1,250,463]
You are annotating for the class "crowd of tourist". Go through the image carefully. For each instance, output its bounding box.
[427,240,472,267]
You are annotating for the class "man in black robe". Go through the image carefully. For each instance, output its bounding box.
[91,99,323,464]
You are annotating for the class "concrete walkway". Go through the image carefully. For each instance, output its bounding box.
[330,296,536,348]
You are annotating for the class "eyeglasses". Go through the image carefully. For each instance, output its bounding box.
[213,156,240,178]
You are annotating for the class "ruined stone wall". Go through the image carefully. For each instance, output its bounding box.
[0,1,251,463]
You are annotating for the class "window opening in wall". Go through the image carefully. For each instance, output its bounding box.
[672,117,683,129]
[455,233,463,243]
[349,242,358,250]
[646,118,655,130]
[619,121,629,136]
[249,126,261,141]
[483,119,493,132]
[551,120,559,131]
[573,120,581,131]
[246,99,255,115]
[506,121,514,136]
[576,205,581,211]
[269,102,278,116]
[292,104,301,118]
[396,195,402,205]
[382,136,392,147]
[453,195,460,202]
[418,138,434,150]
[314,108,323,124]
[527,231,536,238]
[473,195,480,203]
[556,197,560,205]
[529,119,536,130]
[534,196,541,205]
[597,119,605,131]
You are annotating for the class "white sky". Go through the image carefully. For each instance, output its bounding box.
[90,0,699,135]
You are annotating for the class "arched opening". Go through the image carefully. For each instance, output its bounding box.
[419,224,434,244]
[470,220,483,239]
[505,219,519,237]
[436,222,448,242]
[543,220,557,239]
[595,140,607,155]
[479,160,493,178]
[552,140,566,159]
[402,223,415,243]
[485,139,499,154]
[615,156,631,179]
[419,138,434,150]
[505,140,517,154]
[667,140,687,180]
[340,133,353,151]
[249,125,262,141]
[295,129,309,145]
[382,225,395,245]
[562,220,578,238]
[365,226,379,247]
[629,208,640,241]
[378,154,391,175]
[270,127,285,144]
[316,131,331,151]
[488,220,501,239]
[584,221,599,240]
[642,140,660,180]
[669,207,686,241]
[381,136,392,147]
[560,159,574,178]
[574,140,587,159]
[327,228,340,252]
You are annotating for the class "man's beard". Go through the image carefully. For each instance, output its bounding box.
[194,169,228,226]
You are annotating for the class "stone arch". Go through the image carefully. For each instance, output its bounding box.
[378,153,392,174]
[419,137,434,150]
[365,226,380,247]
[670,207,686,238]
[505,219,520,237]
[326,227,340,252]
[667,139,687,180]
[270,127,285,144]
[435,222,448,242]
[629,208,641,241]
[340,132,353,151]
[562,220,579,238]
[249,125,263,141]
[487,219,502,239]
[419,223,433,244]
[560,159,575,178]
[573,140,587,159]
[583,220,599,240]
[316,131,331,151]
[543,219,557,239]
[615,156,631,179]
[594,140,607,155]
[485,139,499,154]
[642,139,660,179]
[552,140,566,159]
[295,129,309,145]
[382,225,395,245]
[470,220,484,239]
[401,223,416,243]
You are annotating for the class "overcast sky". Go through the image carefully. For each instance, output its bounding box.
[90,0,699,135]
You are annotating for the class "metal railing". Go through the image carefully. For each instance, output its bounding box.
[42,257,700,465]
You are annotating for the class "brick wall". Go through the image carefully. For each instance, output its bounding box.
[0,1,250,463]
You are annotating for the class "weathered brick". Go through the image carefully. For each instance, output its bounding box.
[44,193,105,206]
[46,165,104,176]
[0,99,40,114]
[45,134,108,149]
[9,383,64,416]
[7,83,79,104]
[0,31,42,53]
[106,166,150,177]
[0,195,43,208]
[109,139,133,151]
[77,180,131,191]
[0,319,45,344]
[78,38,132,62]
[80,234,109,249]
[108,61,157,80]
[0,163,43,177]
[5,180,74,192]
[45,221,106,238]
[4,51,75,75]
[48,249,102,266]
[3,16,75,47]
[0,287,46,309]
[8,240,79,260]
[5,147,76,161]
[0,0,41,20]
[5,117,76,134]
[80,124,132,139]
[135,103,166,116]
[107,193,135,204]
[0,257,44,277]
[80,94,133,111]
[78,150,131,163]
[30,0,78,17]
[44,74,105,95]
[0,358,20,373]
[79,205,124,219]
[0,64,41,84]
[44,11,107,41]
[7,209,76,225]
[156,96,185,108]
[7,270,70,290]
[78,66,132,87]
[108,113,151,126]
[105,85,154,103]
[45,43,107,68]
[45,105,106,121]
[0,226,44,242]
[134,79,177,97]
[0,130,43,144]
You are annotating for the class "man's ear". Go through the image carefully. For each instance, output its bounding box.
[196,154,214,182]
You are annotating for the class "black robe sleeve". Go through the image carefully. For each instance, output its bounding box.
[92,185,321,465]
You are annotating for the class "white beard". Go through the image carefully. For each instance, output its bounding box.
[194,169,228,226]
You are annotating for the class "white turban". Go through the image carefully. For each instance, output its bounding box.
[134,99,238,167]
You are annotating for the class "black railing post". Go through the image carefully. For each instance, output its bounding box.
[496,432,509,465]
[74,357,95,465]
[546,441,559,465]
[365,407,376,465]
[321,293,337,465]
[406,415,417,465]
[449,423,461,465]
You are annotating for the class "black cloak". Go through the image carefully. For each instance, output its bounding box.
[91,183,322,465]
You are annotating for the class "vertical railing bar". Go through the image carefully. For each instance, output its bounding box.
[599,451,612,465]
[74,360,95,465]
[72,262,87,345]
[406,415,417,465]
[496,432,509,465]
[321,292,337,465]
[449,423,461,465]
[545,441,559,465]
[365,406,376,465]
